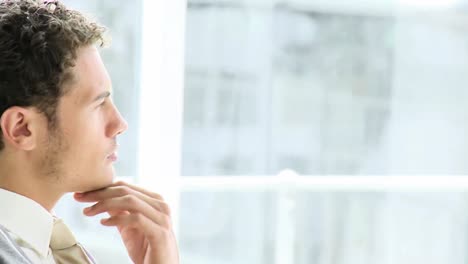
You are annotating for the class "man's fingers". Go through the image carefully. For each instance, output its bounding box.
[84,195,172,228]
[100,214,173,244]
[75,184,171,215]
[110,181,164,201]
[75,183,162,202]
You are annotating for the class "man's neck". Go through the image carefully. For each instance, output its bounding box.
[0,155,64,212]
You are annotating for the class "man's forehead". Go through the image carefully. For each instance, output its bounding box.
[65,46,112,104]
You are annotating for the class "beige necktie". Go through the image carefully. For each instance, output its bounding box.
[50,218,93,264]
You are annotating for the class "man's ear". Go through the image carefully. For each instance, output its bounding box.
[0,107,41,151]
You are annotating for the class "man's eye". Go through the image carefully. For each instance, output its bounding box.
[98,100,107,107]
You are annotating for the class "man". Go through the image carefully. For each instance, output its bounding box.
[0,0,179,263]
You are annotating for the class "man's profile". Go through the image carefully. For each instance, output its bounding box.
[0,0,179,263]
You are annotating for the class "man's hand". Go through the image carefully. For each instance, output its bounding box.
[73,181,179,264]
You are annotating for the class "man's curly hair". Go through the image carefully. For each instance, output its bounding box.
[0,0,106,150]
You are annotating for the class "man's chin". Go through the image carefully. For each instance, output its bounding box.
[85,181,113,192]
[76,173,115,193]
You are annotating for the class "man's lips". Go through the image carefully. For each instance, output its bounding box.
[107,152,118,162]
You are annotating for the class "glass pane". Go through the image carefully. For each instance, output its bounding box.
[179,191,276,264]
[180,1,468,264]
[292,191,468,264]
[179,190,468,264]
[182,1,468,175]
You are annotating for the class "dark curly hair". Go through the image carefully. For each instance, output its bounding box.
[0,0,106,150]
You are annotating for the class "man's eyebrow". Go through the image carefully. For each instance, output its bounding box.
[92,91,111,103]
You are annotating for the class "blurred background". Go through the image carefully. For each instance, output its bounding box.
[54,0,468,263]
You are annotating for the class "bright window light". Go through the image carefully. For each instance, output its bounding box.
[400,0,459,7]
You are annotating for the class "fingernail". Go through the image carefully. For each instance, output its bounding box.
[83,207,91,214]
[75,193,84,198]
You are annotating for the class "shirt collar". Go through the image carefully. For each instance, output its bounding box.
[0,188,54,258]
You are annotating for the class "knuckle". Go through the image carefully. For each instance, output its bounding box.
[150,191,164,201]
[159,202,171,216]
[161,214,172,229]
[133,213,144,223]
[123,194,137,205]
[116,186,131,196]
[114,180,127,186]
[158,228,172,240]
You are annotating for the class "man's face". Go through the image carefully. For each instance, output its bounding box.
[40,45,128,192]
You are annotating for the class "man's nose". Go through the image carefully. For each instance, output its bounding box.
[108,105,128,138]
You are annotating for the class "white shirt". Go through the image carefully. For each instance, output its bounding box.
[0,188,56,264]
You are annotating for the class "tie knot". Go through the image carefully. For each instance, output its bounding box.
[50,218,77,250]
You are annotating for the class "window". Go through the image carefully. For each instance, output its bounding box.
[56,0,468,263]
[179,1,468,264]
